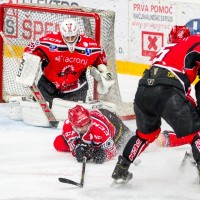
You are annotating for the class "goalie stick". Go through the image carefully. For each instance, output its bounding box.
[0,31,59,128]
[58,156,86,188]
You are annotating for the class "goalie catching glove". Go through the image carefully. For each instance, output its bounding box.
[90,64,115,94]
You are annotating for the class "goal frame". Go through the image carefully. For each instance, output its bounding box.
[0,3,101,102]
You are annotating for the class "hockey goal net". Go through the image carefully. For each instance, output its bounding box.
[0,3,134,120]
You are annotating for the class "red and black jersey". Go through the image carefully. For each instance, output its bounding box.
[152,35,200,86]
[62,109,117,160]
[24,32,107,92]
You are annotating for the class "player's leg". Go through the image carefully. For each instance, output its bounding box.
[191,133,200,178]
[112,101,161,181]
[162,89,200,179]
[37,75,58,108]
[62,83,89,102]
[156,130,189,147]
[99,108,133,150]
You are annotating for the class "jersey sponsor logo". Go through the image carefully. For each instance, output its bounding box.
[49,44,58,51]
[43,37,63,43]
[64,130,76,138]
[89,42,97,46]
[59,65,75,77]
[85,48,92,56]
[83,42,88,47]
[147,78,155,85]
[55,55,88,65]
[93,121,110,136]
[35,40,40,46]
[93,135,102,140]
[28,41,37,50]
[129,138,142,161]
[102,137,114,149]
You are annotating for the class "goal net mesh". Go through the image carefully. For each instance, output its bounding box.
[1,3,134,119]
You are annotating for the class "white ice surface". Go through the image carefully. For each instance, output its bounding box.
[0,74,199,200]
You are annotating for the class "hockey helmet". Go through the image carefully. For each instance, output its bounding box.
[68,105,91,128]
[60,18,80,52]
[168,25,190,43]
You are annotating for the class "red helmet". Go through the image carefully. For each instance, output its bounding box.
[168,25,190,43]
[68,105,91,128]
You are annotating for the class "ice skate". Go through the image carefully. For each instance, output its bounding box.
[111,155,133,184]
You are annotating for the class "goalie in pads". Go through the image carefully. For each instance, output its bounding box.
[20,18,114,108]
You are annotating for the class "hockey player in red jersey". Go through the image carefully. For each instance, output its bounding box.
[156,25,198,148]
[111,33,200,183]
[54,105,132,164]
[23,19,114,107]
[156,25,194,148]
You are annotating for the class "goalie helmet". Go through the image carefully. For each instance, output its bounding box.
[60,18,80,52]
[168,25,190,43]
[68,105,91,128]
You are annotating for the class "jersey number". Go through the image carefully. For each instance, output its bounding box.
[152,43,176,63]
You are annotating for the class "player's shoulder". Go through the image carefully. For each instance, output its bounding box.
[63,119,72,129]
[39,32,63,43]
[90,109,103,117]
[187,34,200,42]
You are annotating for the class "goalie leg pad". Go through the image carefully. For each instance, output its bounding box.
[9,97,23,121]
[9,96,30,121]
[51,98,117,121]
[21,100,50,127]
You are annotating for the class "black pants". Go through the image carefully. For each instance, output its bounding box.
[37,75,88,108]
[123,84,200,164]
[134,85,200,137]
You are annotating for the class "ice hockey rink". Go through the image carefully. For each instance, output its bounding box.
[0,74,199,200]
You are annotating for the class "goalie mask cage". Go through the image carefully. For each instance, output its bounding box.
[0,3,134,120]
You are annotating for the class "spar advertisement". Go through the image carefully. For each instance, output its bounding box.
[1,0,200,75]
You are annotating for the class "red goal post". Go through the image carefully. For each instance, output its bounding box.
[0,3,135,120]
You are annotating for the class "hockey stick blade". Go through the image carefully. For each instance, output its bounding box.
[58,177,83,188]
[59,157,86,188]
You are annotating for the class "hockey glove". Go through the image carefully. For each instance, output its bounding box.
[92,146,107,164]
[75,139,93,162]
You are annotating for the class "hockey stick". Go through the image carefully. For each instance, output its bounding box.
[0,31,59,128]
[58,156,86,188]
